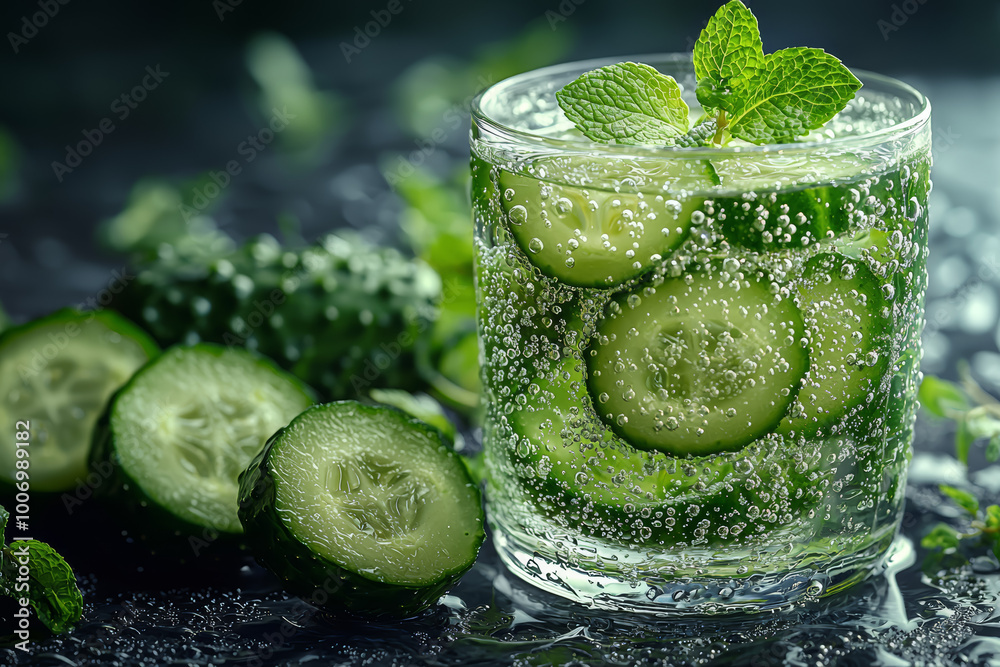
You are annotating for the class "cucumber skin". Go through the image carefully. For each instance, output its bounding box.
[0,308,161,369]
[238,403,485,619]
[114,234,441,401]
[0,308,160,499]
[88,405,245,559]
[88,344,315,555]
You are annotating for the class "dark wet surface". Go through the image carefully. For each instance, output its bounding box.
[2,446,1000,667]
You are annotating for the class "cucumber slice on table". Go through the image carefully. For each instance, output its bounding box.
[238,401,484,618]
[0,309,158,492]
[778,253,891,435]
[586,264,808,456]
[92,344,313,536]
[498,159,716,288]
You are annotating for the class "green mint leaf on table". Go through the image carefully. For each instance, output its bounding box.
[0,503,83,636]
[988,434,1000,462]
[921,524,962,551]
[920,369,1000,465]
[919,375,971,417]
[0,540,83,634]
[556,0,861,147]
[956,418,975,466]
[987,505,1000,530]
[940,485,979,517]
[555,62,689,145]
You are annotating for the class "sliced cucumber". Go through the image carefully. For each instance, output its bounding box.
[0,309,158,492]
[713,186,844,252]
[507,357,739,536]
[710,152,871,193]
[238,401,484,618]
[475,238,582,401]
[710,152,881,252]
[498,159,716,288]
[93,344,313,535]
[587,264,808,456]
[506,356,825,546]
[778,253,891,435]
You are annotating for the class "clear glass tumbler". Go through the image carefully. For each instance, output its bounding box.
[470,54,931,613]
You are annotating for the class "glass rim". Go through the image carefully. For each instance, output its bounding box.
[471,52,932,157]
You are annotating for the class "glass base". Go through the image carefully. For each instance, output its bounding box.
[492,518,911,616]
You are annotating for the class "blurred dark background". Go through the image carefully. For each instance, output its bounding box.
[0,0,998,377]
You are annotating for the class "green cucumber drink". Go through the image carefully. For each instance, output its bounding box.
[471,47,930,612]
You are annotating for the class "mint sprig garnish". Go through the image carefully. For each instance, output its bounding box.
[556,62,690,145]
[722,48,864,145]
[556,0,862,147]
[692,0,763,110]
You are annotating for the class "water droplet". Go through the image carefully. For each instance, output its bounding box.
[507,204,528,225]
[527,237,544,253]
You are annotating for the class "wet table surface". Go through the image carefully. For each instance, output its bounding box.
[2,76,1000,666]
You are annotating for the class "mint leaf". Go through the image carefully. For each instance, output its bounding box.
[557,2,861,147]
[957,417,974,466]
[986,504,1000,530]
[693,0,764,111]
[940,484,979,517]
[555,62,689,145]
[0,504,8,540]
[920,376,971,417]
[989,434,1000,462]
[0,540,83,634]
[965,408,1000,440]
[726,48,862,144]
[921,523,962,551]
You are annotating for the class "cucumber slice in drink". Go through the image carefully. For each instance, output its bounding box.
[713,186,843,252]
[238,401,484,618]
[475,238,583,401]
[507,357,738,534]
[778,253,890,435]
[93,344,313,536]
[506,356,823,546]
[498,159,716,288]
[0,309,158,493]
[710,153,889,252]
[587,264,808,456]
